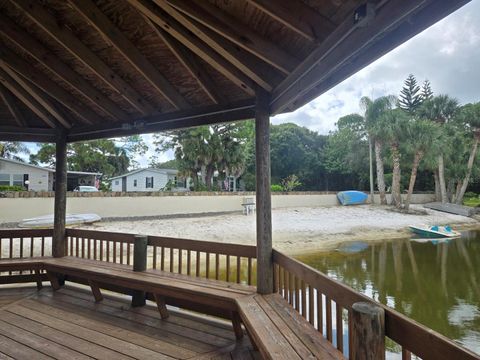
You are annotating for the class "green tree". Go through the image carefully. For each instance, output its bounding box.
[399,74,422,114]
[455,103,480,204]
[374,108,409,208]
[154,123,248,190]
[0,141,30,161]
[421,80,434,101]
[404,120,440,210]
[417,95,459,203]
[361,95,397,205]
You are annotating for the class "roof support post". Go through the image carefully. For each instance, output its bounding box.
[255,88,273,294]
[53,127,67,258]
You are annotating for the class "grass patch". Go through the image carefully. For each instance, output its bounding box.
[463,197,480,207]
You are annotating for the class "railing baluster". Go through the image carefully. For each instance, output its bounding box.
[0,238,2,259]
[120,241,123,264]
[215,253,219,280]
[301,280,306,318]
[127,242,131,265]
[76,237,80,257]
[326,296,332,342]
[100,240,104,261]
[317,290,323,334]
[248,257,252,285]
[287,271,293,304]
[309,285,314,325]
[187,250,191,275]
[30,237,34,258]
[179,249,183,274]
[113,241,117,263]
[106,240,110,262]
[206,252,210,279]
[82,237,86,258]
[236,256,241,284]
[88,239,92,259]
[196,251,200,276]
[94,239,98,260]
[161,247,165,269]
[294,276,299,310]
[402,348,412,360]
[226,255,230,282]
[41,236,45,257]
[170,248,174,273]
[336,302,343,352]
[152,246,157,269]
[9,237,13,275]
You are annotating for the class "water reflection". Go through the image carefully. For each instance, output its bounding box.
[296,231,480,355]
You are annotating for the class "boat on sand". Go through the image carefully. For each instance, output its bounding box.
[409,225,461,238]
[337,191,368,205]
[19,214,101,228]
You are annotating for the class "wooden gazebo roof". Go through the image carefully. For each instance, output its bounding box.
[0,0,469,143]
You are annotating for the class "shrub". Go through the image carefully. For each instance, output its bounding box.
[271,184,283,192]
[0,185,24,192]
[464,191,477,199]
[281,174,301,192]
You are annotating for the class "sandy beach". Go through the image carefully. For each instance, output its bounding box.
[81,204,480,255]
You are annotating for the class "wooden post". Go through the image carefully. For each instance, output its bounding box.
[255,88,273,294]
[351,302,385,360]
[53,127,67,258]
[132,234,148,307]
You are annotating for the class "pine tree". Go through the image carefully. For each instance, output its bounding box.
[421,79,433,101]
[398,74,422,114]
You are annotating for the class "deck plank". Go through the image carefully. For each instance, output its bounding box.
[34,291,227,351]
[0,310,130,360]
[5,304,170,360]
[0,333,52,360]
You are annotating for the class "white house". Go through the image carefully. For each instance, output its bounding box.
[0,158,100,191]
[110,168,187,192]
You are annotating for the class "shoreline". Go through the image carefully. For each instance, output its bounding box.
[76,204,479,256]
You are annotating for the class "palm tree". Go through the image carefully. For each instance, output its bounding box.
[360,95,396,205]
[455,103,480,204]
[417,95,459,203]
[404,120,440,210]
[374,108,409,208]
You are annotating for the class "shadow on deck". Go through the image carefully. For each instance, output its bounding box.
[0,285,258,359]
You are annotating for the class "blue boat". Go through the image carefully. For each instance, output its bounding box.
[337,191,368,206]
[409,225,461,238]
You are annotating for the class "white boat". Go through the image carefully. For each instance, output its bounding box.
[19,214,101,228]
[409,225,461,238]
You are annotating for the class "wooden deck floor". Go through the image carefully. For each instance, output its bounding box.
[0,285,259,359]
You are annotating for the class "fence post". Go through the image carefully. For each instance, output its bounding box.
[131,235,148,307]
[351,302,385,360]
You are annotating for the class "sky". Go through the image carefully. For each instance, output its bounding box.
[24,1,480,167]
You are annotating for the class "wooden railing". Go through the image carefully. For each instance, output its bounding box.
[148,235,257,285]
[273,249,480,360]
[66,229,135,265]
[66,229,257,285]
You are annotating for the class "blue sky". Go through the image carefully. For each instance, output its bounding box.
[26,1,480,167]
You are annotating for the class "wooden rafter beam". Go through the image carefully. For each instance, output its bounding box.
[0,83,27,127]
[0,64,71,129]
[68,0,189,111]
[11,0,156,116]
[0,125,56,142]
[270,0,461,114]
[0,13,130,123]
[0,45,97,125]
[68,100,255,142]
[145,18,226,105]
[127,0,260,95]
[167,0,298,74]
[245,0,336,43]
[0,68,58,128]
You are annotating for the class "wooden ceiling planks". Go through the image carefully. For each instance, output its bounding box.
[0,0,470,142]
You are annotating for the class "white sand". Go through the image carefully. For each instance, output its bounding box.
[81,205,479,255]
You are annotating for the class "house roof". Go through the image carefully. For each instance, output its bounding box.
[110,167,178,180]
[0,0,469,143]
[0,157,101,175]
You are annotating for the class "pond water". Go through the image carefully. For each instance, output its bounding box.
[295,230,480,356]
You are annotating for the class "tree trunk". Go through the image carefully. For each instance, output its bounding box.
[438,154,448,203]
[454,180,462,204]
[369,137,375,204]
[391,142,402,208]
[374,140,387,205]
[200,165,207,185]
[405,151,423,211]
[205,165,215,190]
[446,178,455,203]
[434,170,441,201]
[456,136,480,204]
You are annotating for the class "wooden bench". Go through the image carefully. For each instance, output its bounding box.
[0,257,47,289]
[41,256,255,339]
[236,293,345,360]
